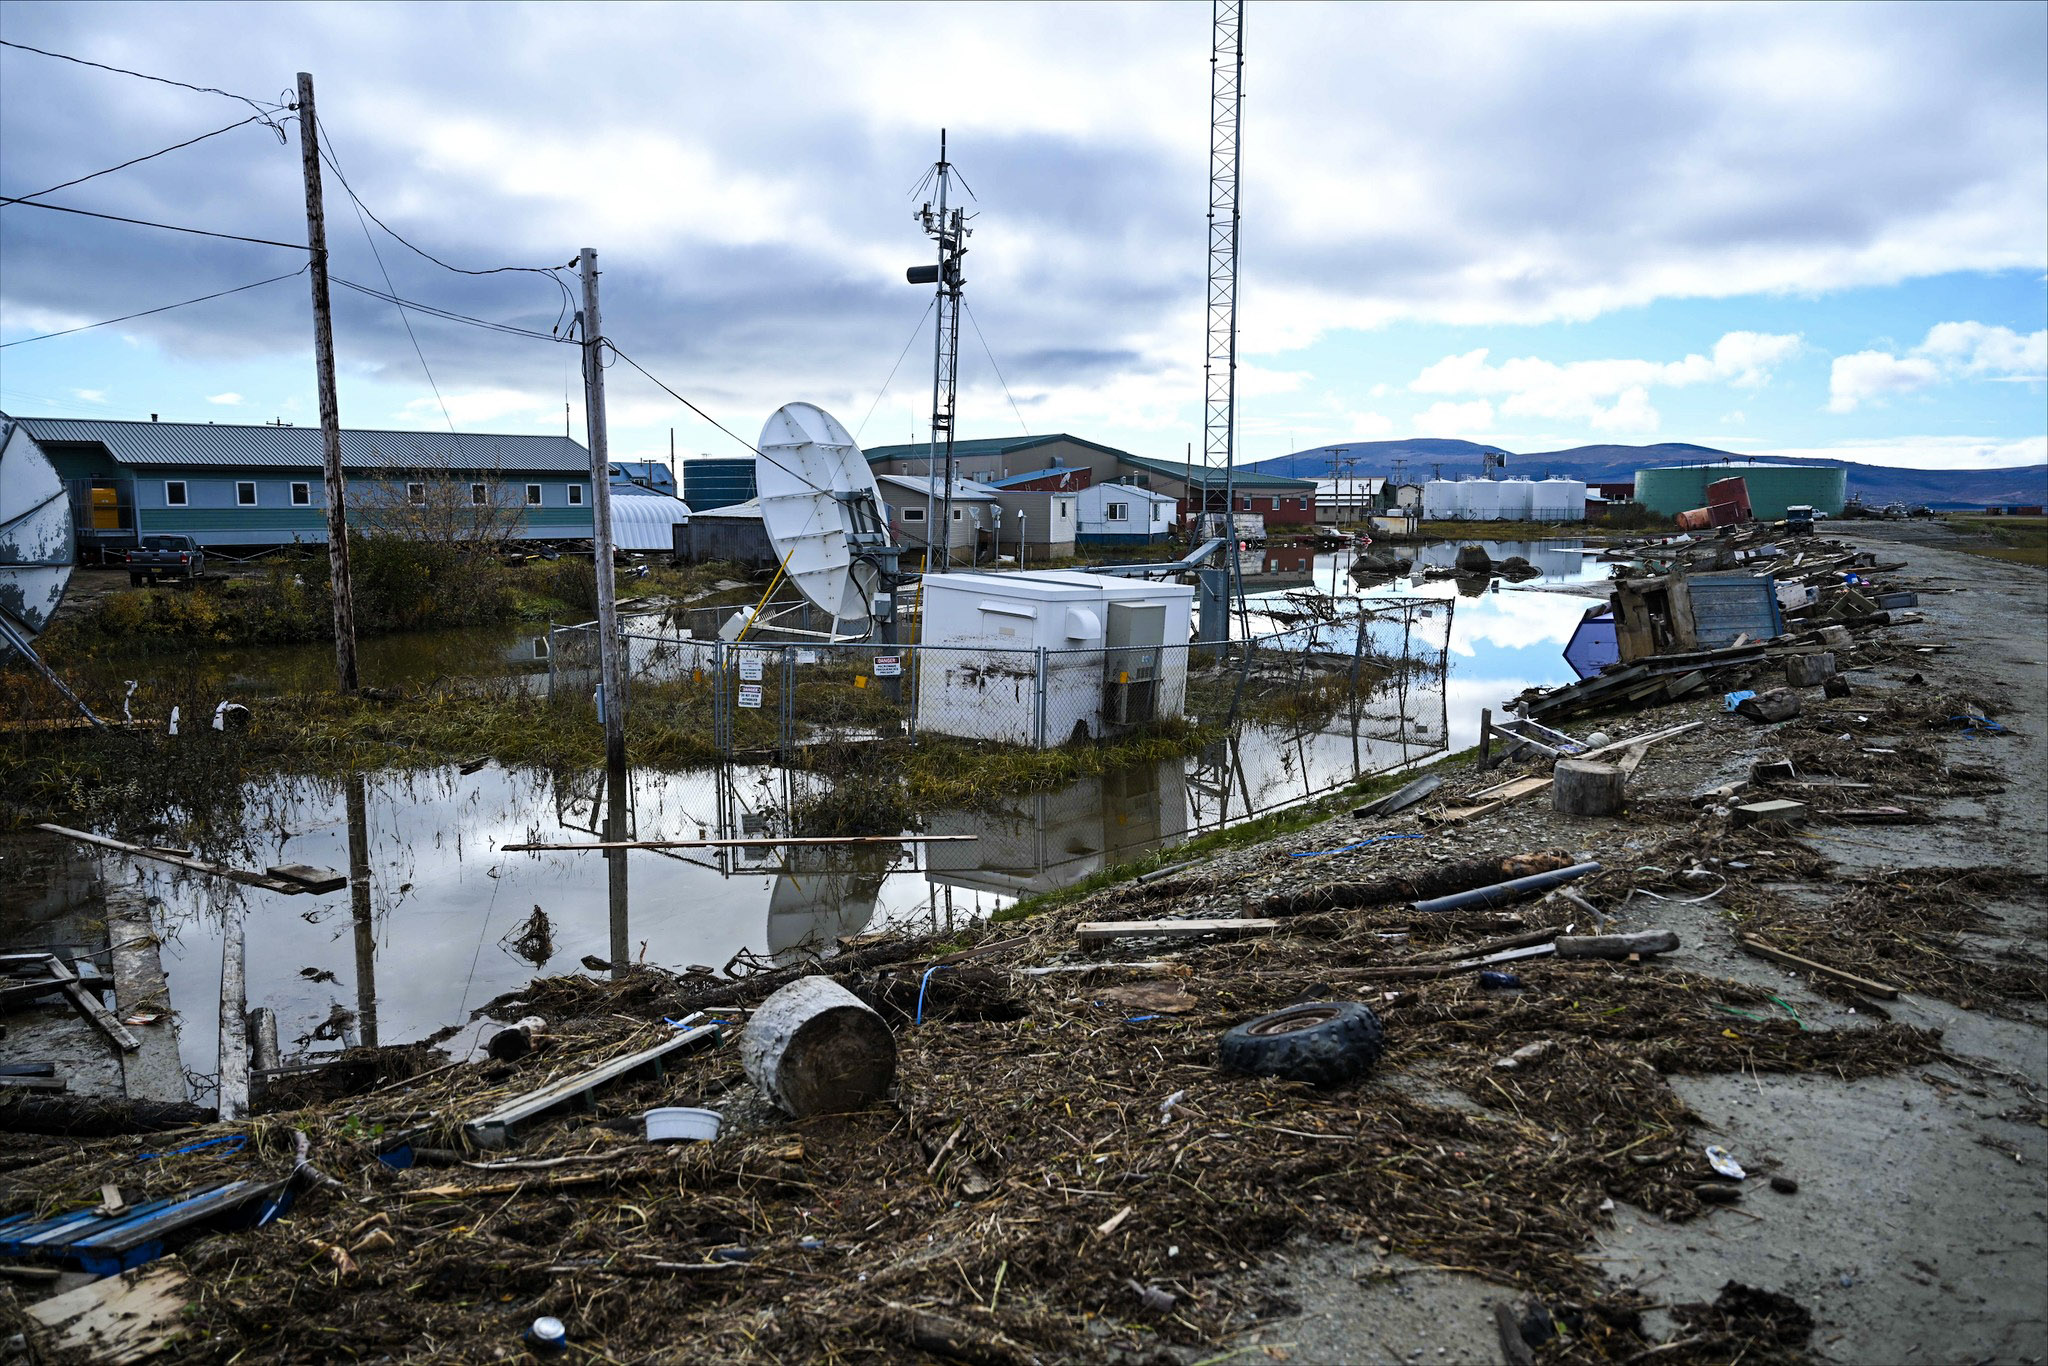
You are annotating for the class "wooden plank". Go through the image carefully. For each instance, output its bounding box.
[34,825,318,895]
[501,834,977,853]
[264,863,348,894]
[1738,935,1900,999]
[465,1023,722,1149]
[1575,720,1705,763]
[42,958,141,1053]
[1076,919,1280,944]
[1421,779,1554,827]
[25,1261,190,1364]
[0,1074,67,1091]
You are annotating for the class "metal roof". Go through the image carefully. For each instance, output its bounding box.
[862,433,1134,465]
[1117,453,1317,490]
[12,416,591,474]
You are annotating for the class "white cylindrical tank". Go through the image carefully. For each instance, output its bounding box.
[1459,480,1501,521]
[1421,479,1459,519]
[1531,478,1584,522]
[1495,479,1533,521]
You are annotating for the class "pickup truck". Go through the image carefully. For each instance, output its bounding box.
[125,534,205,585]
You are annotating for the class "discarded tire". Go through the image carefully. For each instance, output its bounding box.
[1218,1001,1385,1085]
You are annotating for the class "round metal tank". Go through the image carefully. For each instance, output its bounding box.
[1531,478,1584,522]
[0,416,75,641]
[1459,480,1502,521]
[1634,464,1846,519]
[1421,479,1460,519]
[1494,479,1533,520]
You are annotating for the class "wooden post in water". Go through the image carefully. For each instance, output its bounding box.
[578,248,627,773]
[346,772,378,1049]
[216,892,249,1122]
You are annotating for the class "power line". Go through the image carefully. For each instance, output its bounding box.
[4,113,280,206]
[961,298,1031,438]
[855,297,936,440]
[0,38,288,124]
[0,267,307,348]
[328,275,570,345]
[0,195,309,251]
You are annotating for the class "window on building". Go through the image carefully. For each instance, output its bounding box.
[291,482,310,506]
[407,482,427,506]
[1152,503,1165,523]
[164,480,188,506]
[903,507,926,522]
[526,484,543,506]
[1058,501,1069,519]
[951,507,963,520]
[236,481,258,507]
[568,484,585,506]
[471,483,489,506]
[1107,501,1129,522]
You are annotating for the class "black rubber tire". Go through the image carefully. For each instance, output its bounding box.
[1218,1001,1386,1085]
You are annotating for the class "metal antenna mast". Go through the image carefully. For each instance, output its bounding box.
[908,131,971,572]
[1204,0,1247,633]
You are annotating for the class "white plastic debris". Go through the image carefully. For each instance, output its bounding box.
[1705,1145,1746,1180]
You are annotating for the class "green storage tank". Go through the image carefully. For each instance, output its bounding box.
[1634,463,1845,520]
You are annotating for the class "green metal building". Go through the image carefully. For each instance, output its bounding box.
[1634,462,1846,519]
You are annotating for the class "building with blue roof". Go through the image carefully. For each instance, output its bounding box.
[13,415,597,559]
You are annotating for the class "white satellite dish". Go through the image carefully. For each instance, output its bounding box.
[755,402,890,630]
[0,415,76,644]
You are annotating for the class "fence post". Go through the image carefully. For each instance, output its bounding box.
[546,622,557,700]
[712,637,726,754]
[1034,647,1048,749]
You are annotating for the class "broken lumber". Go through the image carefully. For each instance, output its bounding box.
[1265,851,1577,918]
[464,1023,722,1149]
[740,977,896,1119]
[25,1261,191,1364]
[1554,930,1679,960]
[1737,935,1901,999]
[34,824,331,895]
[1076,918,1280,944]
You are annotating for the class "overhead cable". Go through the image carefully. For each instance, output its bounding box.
[602,340,839,498]
[328,275,570,345]
[961,298,1032,438]
[3,114,279,206]
[0,195,309,251]
[0,267,308,348]
[0,39,288,126]
[855,296,936,439]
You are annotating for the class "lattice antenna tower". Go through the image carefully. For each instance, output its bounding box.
[1204,0,1247,628]
[908,131,973,572]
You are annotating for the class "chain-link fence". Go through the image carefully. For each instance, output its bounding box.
[547,595,1450,765]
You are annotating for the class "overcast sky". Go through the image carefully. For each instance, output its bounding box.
[2,1,2043,472]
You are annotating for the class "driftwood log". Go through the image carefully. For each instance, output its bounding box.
[1555,930,1679,960]
[0,1096,215,1136]
[1737,688,1802,723]
[740,977,897,1118]
[1264,850,1575,918]
[1552,760,1626,817]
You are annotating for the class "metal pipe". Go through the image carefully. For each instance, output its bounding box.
[1409,862,1603,915]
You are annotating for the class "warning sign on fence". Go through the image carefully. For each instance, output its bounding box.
[738,683,763,708]
[738,658,764,682]
[873,655,902,677]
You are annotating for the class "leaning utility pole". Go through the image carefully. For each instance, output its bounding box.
[907,131,969,572]
[1204,2,1246,635]
[295,72,359,692]
[578,248,627,773]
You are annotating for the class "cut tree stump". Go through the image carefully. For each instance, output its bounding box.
[740,977,897,1119]
[1552,760,1626,817]
[1783,652,1835,687]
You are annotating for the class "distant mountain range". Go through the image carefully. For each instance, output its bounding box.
[1246,441,2048,508]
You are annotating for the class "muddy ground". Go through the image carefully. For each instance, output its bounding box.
[3,524,2043,1365]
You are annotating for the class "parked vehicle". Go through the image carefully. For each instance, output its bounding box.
[125,534,205,585]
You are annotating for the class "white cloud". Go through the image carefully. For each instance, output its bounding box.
[206,392,244,406]
[1767,434,2048,471]
[1416,400,1495,436]
[1409,331,1798,429]
[71,388,107,403]
[1344,411,1395,437]
[1826,320,2046,411]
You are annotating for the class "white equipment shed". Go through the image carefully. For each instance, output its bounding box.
[915,570,1195,748]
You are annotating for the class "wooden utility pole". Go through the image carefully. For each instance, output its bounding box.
[295,72,359,692]
[579,248,627,772]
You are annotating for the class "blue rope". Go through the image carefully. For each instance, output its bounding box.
[136,1134,245,1163]
[1290,833,1426,859]
[915,964,952,1025]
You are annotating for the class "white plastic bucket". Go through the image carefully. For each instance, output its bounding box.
[644,1106,721,1143]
